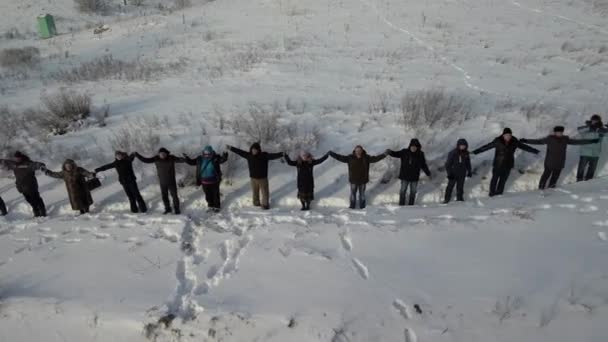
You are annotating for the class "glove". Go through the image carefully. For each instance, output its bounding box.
[467,172,473,178]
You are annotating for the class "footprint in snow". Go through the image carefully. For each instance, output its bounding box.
[598,232,607,241]
[570,194,580,200]
[579,205,598,213]
[594,220,608,227]
[469,215,489,221]
[94,232,111,239]
[78,227,93,234]
[537,204,552,210]
[63,238,81,243]
[40,234,57,243]
[340,231,353,252]
[557,204,577,209]
[352,258,369,280]
[393,299,412,320]
[120,222,136,229]
[37,227,51,233]
[404,328,418,342]
[599,195,608,200]
[14,245,29,254]
[408,218,426,224]
[491,209,511,215]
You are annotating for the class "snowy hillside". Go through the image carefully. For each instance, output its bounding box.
[1,0,608,341]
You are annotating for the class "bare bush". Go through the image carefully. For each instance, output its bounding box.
[400,89,474,129]
[233,104,284,144]
[0,47,40,68]
[369,91,391,114]
[174,0,192,9]
[0,106,25,150]
[131,0,145,6]
[281,125,321,152]
[74,0,108,14]
[108,118,161,154]
[52,54,186,83]
[3,28,27,40]
[41,89,92,135]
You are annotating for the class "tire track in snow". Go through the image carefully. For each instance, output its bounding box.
[510,1,608,35]
[359,0,486,93]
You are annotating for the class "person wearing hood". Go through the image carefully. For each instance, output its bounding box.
[472,128,540,197]
[521,126,599,190]
[135,148,185,215]
[387,139,432,206]
[0,151,47,217]
[284,151,329,210]
[45,159,95,214]
[444,139,472,203]
[184,146,228,212]
[0,196,6,216]
[576,114,608,181]
[227,143,283,210]
[95,151,147,214]
[329,146,388,209]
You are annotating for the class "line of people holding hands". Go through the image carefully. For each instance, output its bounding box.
[1,114,606,218]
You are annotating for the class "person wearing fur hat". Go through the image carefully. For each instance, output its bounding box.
[522,126,599,190]
[284,151,329,210]
[576,114,608,181]
[0,151,47,217]
[135,148,185,215]
[472,128,540,197]
[184,146,228,212]
[444,139,472,203]
[329,146,388,209]
[387,139,432,206]
[45,159,95,214]
[227,143,283,210]
[95,151,147,214]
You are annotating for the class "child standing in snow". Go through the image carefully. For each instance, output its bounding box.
[284,151,329,210]
[444,139,472,203]
[329,146,388,209]
[521,126,599,190]
[387,139,432,206]
[183,146,228,212]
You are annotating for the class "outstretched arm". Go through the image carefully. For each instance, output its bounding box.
[219,152,229,164]
[95,161,116,173]
[520,137,547,145]
[369,152,388,163]
[472,140,496,155]
[183,154,197,166]
[387,149,402,158]
[517,141,540,154]
[78,167,95,178]
[45,169,64,179]
[134,152,156,163]
[567,138,600,145]
[0,159,17,170]
[284,154,297,166]
[228,146,250,159]
[266,152,284,161]
[329,151,349,163]
[312,153,329,166]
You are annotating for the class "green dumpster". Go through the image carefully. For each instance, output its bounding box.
[37,14,57,39]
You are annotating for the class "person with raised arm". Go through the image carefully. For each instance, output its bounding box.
[227,143,283,210]
[0,151,47,217]
[135,148,185,215]
[472,128,539,197]
[386,139,432,206]
[45,159,95,215]
[284,151,329,210]
[183,146,228,213]
[95,151,147,214]
[329,145,388,209]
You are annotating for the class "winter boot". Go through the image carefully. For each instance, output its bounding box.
[301,200,307,211]
[174,207,181,215]
[360,200,366,209]
[163,208,172,215]
[349,201,356,209]
[0,200,7,216]
[408,195,416,206]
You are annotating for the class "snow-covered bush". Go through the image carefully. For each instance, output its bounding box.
[233,104,285,145]
[174,0,192,10]
[0,47,40,68]
[74,0,108,14]
[108,118,161,154]
[41,89,92,135]
[0,106,25,150]
[400,89,474,129]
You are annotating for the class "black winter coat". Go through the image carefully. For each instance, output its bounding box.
[135,153,185,186]
[0,157,45,194]
[95,154,137,184]
[229,145,283,179]
[185,153,228,185]
[285,154,329,193]
[445,149,472,178]
[522,135,598,170]
[388,149,431,181]
[330,148,387,185]
[472,136,539,170]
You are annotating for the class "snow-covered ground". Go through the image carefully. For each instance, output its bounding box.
[2,0,608,340]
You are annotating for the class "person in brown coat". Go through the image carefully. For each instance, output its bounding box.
[45,159,95,214]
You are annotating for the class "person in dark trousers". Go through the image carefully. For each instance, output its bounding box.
[45,159,95,214]
[576,114,607,181]
[522,126,599,190]
[135,148,185,215]
[387,139,432,206]
[472,128,540,197]
[0,196,7,216]
[184,146,228,213]
[227,143,283,210]
[0,151,47,217]
[95,151,147,213]
[444,139,472,203]
[329,146,388,209]
[285,151,329,210]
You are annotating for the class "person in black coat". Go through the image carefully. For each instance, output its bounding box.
[387,139,432,206]
[521,126,599,190]
[0,196,6,216]
[472,128,540,197]
[329,146,388,209]
[184,146,228,212]
[0,151,47,217]
[444,139,472,203]
[95,151,147,213]
[285,151,329,210]
[227,143,283,210]
[135,148,185,215]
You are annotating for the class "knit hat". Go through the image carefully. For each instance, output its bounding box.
[554,126,565,133]
[14,151,25,158]
[409,139,422,148]
[250,142,261,152]
[158,147,170,154]
[502,128,513,135]
[591,114,602,122]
